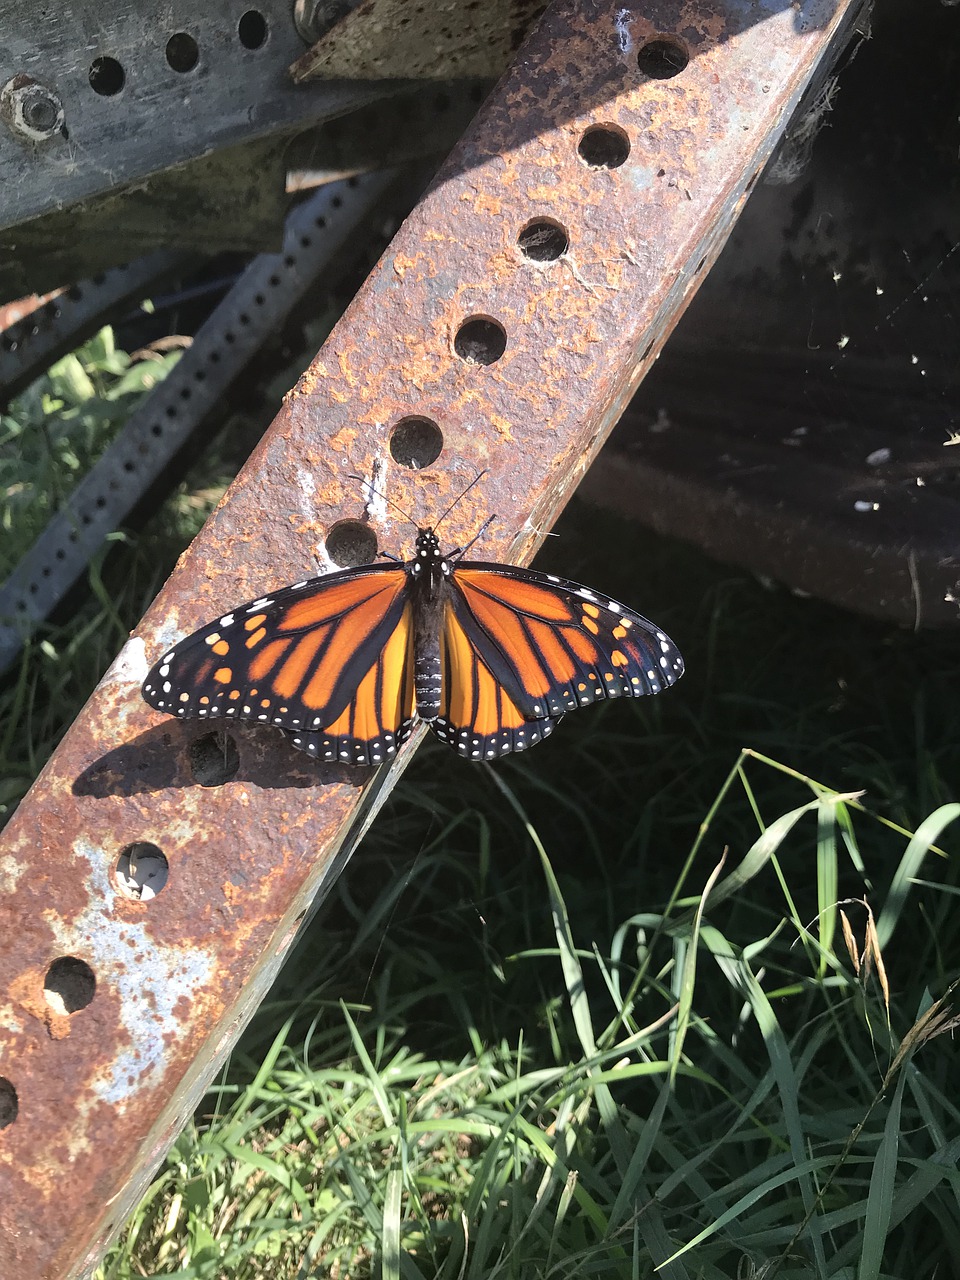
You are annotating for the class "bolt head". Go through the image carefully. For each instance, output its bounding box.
[1,75,66,142]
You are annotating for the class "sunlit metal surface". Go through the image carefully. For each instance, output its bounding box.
[0,1,865,1274]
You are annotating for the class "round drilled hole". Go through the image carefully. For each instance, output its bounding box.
[238,10,268,48]
[578,124,630,169]
[0,1078,17,1129]
[454,317,506,366]
[325,520,378,568]
[637,37,688,79]
[188,732,240,787]
[166,32,199,72]
[44,957,95,1014]
[89,56,125,96]
[390,417,443,469]
[517,218,569,262]
[116,842,169,901]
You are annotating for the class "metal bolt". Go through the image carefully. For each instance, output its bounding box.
[1,75,66,143]
[293,0,354,44]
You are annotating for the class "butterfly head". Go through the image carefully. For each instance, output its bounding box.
[408,527,453,590]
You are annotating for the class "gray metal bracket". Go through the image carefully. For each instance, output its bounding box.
[0,1,379,235]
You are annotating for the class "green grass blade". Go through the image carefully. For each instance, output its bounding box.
[875,803,960,947]
[857,1070,908,1280]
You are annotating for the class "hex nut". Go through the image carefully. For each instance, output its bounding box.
[1,74,66,143]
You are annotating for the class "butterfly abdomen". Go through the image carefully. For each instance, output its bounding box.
[409,545,446,722]
[414,647,442,721]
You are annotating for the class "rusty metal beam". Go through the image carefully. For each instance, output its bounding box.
[0,0,866,1274]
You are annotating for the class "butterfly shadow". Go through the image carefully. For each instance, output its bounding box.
[72,720,373,800]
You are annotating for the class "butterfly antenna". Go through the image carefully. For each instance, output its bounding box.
[346,472,419,530]
[433,469,489,534]
[451,513,497,560]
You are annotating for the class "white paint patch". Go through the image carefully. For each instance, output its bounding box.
[615,8,633,54]
[0,852,25,895]
[102,636,149,686]
[296,466,316,498]
[48,838,216,1108]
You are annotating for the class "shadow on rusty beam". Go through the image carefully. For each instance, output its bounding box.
[0,0,867,1274]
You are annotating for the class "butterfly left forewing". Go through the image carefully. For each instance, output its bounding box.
[142,562,417,766]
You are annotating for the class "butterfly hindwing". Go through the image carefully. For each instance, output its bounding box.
[431,563,683,758]
[434,593,561,759]
[141,562,417,766]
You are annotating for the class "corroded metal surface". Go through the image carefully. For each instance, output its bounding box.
[0,0,865,1275]
[290,0,546,81]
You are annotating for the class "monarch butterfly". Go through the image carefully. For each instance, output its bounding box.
[142,526,683,765]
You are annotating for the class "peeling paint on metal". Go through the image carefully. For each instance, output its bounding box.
[615,8,633,53]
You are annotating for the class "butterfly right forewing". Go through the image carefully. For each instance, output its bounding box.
[426,560,682,759]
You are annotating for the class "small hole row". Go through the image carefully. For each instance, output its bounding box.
[0,954,100,1127]
[0,832,186,1129]
[434,37,689,369]
[89,11,267,96]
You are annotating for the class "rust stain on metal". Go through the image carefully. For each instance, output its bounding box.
[290,0,547,82]
[0,0,866,1275]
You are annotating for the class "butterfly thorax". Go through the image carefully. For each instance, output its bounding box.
[408,528,452,722]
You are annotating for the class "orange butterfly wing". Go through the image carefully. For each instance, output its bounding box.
[433,563,683,759]
[142,563,416,766]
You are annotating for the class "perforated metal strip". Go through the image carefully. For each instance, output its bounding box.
[0,252,192,402]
